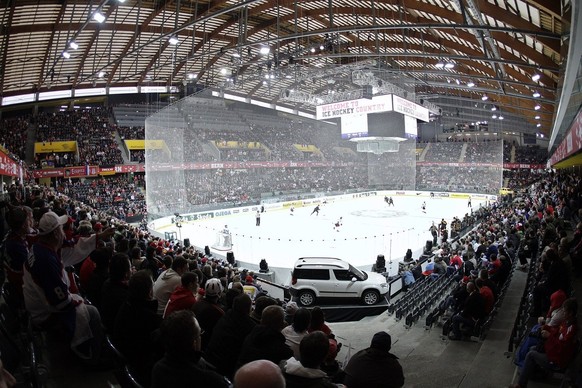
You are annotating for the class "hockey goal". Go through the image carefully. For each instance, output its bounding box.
[211,231,233,251]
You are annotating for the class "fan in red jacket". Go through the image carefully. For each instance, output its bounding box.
[511,298,578,388]
[163,272,199,318]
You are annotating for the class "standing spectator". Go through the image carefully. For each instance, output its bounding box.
[343,331,404,388]
[22,212,113,363]
[151,310,230,388]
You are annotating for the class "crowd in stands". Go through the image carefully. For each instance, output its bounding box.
[117,126,145,140]
[0,116,29,160]
[514,145,548,165]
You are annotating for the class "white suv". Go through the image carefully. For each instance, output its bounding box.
[289,257,389,307]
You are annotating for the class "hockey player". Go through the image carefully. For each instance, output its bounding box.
[333,217,343,231]
[290,206,295,216]
[311,205,320,216]
[422,201,426,213]
[468,196,472,208]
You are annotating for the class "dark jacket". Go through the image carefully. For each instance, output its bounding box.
[192,298,224,351]
[236,325,293,369]
[99,279,128,332]
[113,298,162,386]
[461,291,486,321]
[151,351,230,388]
[343,347,405,388]
[205,309,256,378]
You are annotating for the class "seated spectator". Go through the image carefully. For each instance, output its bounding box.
[250,295,278,324]
[192,278,225,351]
[475,278,494,315]
[343,331,404,388]
[282,307,311,360]
[206,293,256,379]
[511,298,579,388]
[99,253,130,332]
[151,310,230,388]
[308,306,332,337]
[153,257,188,316]
[281,331,337,388]
[236,304,293,369]
[242,275,260,300]
[163,272,199,318]
[234,359,285,388]
[113,270,162,386]
[449,281,486,340]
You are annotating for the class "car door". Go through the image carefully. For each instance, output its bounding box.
[332,269,359,298]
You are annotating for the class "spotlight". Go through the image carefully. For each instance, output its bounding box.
[535,115,540,120]
[492,114,497,119]
[62,51,71,59]
[531,72,541,82]
[220,68,228,75]
[532,91,541,98]
[168,36,179,45]
[187,73,197,80]
[536,123,541,127]
[498,115,504,120]
[98,71,105,78]
[69,41,79,50]
[481,95,488,101]
[534,104,541,110]
[467,81,475,87]
[310,47,316,53]
[491,105,497,111]
[93,11,106,23]
[319,44,324,50]
[444,62,455,69]
[435,60,445,68]
[259,46,270,55]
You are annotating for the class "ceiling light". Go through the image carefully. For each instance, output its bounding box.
[435,60,445,68]
[319,45,324,50]
[533,91,541,98]
[220,68,228,75]
[534,104,541,110]
[535,115,540,120]
[310,47,316,53]
[168,36,179,45]
[259,46,270,55]
[187,73,197,79]
[231,52,241,58]
[118,0,126,3]
[491,105,497,111]
[531,72,541,82]
[93,11,106,23]
[262,80,268,85]
[69,41,79,50]
[98,71,105,78]
[467,81,475,87]
[498,115,504,120]
[455,79,460,85]
[444,62,455,69]
[481,95,488,101]
[62,51,71,59]
[492,114,497,119]
[536,123,541,127]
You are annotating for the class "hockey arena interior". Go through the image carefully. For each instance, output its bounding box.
[0,1,580,388]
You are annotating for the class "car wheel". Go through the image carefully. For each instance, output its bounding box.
[298,290,316,307]
[362,290,380,305]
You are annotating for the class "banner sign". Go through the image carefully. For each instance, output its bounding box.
[417,162,543,169]
[34,141,77,154]
[33,165,98,178]
[0,150,23,177]
[549,108,582,166]
[315,95,392,120]
[125,140,167,150]
[392,95,430,122]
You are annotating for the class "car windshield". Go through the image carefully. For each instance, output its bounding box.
[349,265,366,280]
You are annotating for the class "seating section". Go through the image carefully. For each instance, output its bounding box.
[0,116,29,160]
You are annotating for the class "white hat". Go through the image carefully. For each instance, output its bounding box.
[38,212,69,236]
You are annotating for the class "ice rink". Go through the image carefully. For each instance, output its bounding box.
[158,195,489,281]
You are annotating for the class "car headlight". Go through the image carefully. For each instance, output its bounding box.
[380,283,389,288]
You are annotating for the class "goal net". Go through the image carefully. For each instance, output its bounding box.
[212,231,233,251]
